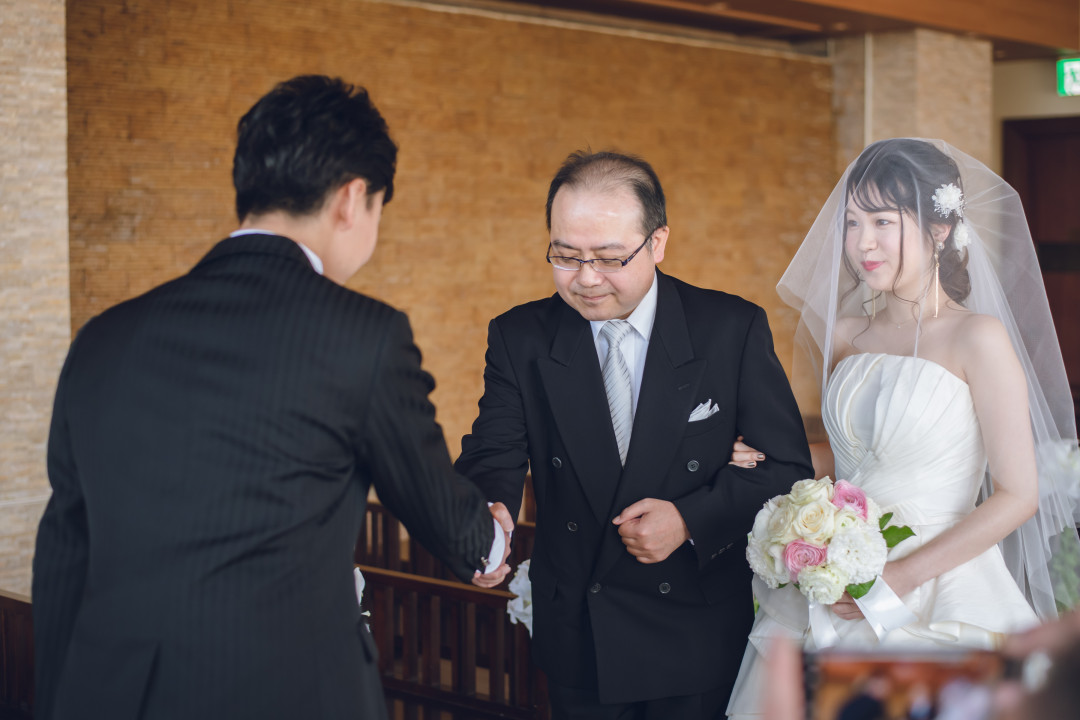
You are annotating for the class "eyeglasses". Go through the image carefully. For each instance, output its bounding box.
[546,233,654,273]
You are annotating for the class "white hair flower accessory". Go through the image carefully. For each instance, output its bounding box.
[953,221,972,251]
[932,183,964,218]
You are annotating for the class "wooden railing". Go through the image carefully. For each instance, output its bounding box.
[0,589,33,720]
[354,481,549,720]
[358,565,547,720]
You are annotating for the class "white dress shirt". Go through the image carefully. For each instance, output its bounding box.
[229,228,324,275]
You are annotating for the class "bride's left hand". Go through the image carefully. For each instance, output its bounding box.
[830,593,863,620]
[830,561,916,621]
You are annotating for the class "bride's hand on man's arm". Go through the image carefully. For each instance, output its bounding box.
[729,436,765,468]
[729,436,835,480]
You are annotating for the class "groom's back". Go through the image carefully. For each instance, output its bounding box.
[43,235,392,717]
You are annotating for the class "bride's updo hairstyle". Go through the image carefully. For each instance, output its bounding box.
[843,138,971,305]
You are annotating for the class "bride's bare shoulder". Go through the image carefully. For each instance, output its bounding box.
[952,311,1018,370]
[953,311,1010,348]
[831,316,868,366]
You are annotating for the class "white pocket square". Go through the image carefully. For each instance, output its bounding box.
[688,399,719,422]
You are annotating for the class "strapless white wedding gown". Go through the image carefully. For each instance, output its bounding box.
[726,353,1038,718]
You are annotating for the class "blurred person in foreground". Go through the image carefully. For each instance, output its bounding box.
[32,75,511,720]
[763,607,1080,720]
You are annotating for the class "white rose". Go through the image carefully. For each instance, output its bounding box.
[766,499,799,545]
[766,542,789,580]
[788,478,834,507]
[792,499,837,544]
[747,540,787,588]
[827,525,888,584]
[834,508,862,531]
[797,563,848,605]
[750,499,778,542]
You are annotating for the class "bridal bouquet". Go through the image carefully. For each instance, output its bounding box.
[747,477,914,605]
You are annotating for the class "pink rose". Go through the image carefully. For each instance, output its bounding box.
[783,539,828,582]
[832,479,868,520]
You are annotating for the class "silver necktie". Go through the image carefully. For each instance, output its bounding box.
[600,320,634,465]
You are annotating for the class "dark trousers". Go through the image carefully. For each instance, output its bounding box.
[547,680,733,720]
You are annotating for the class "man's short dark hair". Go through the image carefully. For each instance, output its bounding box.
[233,75,397,221]
[545,150,667,238]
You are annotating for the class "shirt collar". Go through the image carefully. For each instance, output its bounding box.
[228,229,324,275]
[589,271,659,342]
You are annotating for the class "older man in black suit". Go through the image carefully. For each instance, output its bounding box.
[456,151,813,719]
[32,75,512,720]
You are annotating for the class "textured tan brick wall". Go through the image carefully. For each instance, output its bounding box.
[0,0,70,595]
[67,0,834,453]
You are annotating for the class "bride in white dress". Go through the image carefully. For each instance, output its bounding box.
[727,138,1080,718]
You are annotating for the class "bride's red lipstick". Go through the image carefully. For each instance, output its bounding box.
[862,260,883,272]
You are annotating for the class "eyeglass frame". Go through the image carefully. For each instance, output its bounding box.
[545,231,657,273]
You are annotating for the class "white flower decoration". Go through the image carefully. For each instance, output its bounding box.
[932,183,964,218]
[506,560,533,636]
[797,563,848,605]
[953,221,972,250]
[827,526,888,585]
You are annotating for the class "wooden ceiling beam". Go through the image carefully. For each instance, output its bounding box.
[788,0,1078,51]
[592,0,823,32]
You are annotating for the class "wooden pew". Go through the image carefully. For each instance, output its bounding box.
[0,589,33,720]
[357,565,548,720]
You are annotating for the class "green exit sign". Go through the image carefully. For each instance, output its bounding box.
[1059,58,1080,97]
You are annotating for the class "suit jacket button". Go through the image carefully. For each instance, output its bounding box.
[659,582,671,594]
[687,460,700,472]
[589,583,602,594]
[552,457,562,468]
[567,521,578,532]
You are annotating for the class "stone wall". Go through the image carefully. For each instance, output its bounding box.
[0,0,70,595]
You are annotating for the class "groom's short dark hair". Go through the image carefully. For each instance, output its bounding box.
[232,75,398,222]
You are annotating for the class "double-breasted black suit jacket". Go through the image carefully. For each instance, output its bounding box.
[455,271,812,704]
[33,234,495,720]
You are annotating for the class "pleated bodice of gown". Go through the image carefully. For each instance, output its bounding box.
[727,353,1038,718]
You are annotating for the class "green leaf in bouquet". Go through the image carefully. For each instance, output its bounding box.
[846,579,876,599]
[878,512,894,530]
[882,524,916,548]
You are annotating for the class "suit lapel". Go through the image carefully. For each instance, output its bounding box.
[596,273,706,578]
[538,302,624,525]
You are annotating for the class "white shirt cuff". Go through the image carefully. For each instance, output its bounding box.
[483,517,506,575]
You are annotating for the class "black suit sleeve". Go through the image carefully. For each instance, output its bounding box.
[673,306,813,567]
[454,319,530,521]
[33,330,91,720]
[362,311,495,582]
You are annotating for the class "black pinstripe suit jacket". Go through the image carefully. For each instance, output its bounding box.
[32,234,494,720]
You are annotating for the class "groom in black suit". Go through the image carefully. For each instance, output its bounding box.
[455,151,813,718]
[32,75,512,720]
